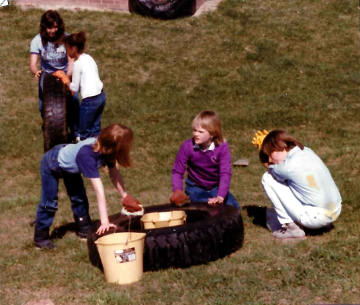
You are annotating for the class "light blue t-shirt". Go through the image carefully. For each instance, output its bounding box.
[58,138,98,174]
[269,146,342,216]
[30,33,68,73]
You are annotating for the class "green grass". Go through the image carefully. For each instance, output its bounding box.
[1,0,359,304]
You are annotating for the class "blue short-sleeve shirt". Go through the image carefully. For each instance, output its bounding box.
[57,138,114,178]
[30,33,68,73]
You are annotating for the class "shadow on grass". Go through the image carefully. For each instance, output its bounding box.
[49,222,78,240]
[29,220,84,239]
[243,205,335,236]
[243,205,268,229]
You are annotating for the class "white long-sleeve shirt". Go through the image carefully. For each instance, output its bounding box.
[69,53,103,99]
[269,146,342,217]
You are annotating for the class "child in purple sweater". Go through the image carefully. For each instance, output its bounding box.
[170,110,240,209]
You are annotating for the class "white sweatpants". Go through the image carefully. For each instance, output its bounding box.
[261,171,340,229]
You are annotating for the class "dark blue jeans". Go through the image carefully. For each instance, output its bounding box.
[185,178,240,210]
[35,145,90,231]
[79,90,106,140]
[39,73,80,138]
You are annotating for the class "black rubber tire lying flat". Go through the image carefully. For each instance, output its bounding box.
[42,74,68,152]
[87,202,244,271]
[129,0,196,19]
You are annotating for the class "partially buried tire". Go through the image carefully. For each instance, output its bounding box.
[42,74,69,152]
[87,202,244,271]
[129,0,196,20]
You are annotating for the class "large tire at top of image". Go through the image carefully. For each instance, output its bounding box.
[42,73,69,152]
[129,0,196,20]
[87,202,244,272]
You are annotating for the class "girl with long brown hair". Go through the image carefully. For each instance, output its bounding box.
[30,10,79,138]
[33,124,142,249]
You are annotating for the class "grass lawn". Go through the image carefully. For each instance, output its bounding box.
[0,0,359,304]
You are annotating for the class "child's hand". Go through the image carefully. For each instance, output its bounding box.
[208,196,224,206]
[170,190,189,206]
[34,70,43,80]
[52,70,71,86]
[122,194,142,212]
[262,162,271,169]
[96,223,116,235]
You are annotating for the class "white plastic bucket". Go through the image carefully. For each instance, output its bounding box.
[95,232,146,284]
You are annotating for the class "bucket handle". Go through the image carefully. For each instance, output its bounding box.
[124,215,132,247]
[107,216,131,246]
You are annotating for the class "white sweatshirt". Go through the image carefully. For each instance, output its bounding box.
[70,53,103,99]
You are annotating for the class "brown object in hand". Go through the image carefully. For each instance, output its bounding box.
[170,190,190,207]
[122,194,142,212]
[52,70,70,86]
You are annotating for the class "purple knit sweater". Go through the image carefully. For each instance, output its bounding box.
[171,138,232,198]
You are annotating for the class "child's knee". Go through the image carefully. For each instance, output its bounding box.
[261,171,272,187]
[38,200,58,213]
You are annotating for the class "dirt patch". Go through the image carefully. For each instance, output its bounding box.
[195,0,223,16]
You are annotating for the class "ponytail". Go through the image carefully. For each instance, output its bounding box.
[64,31,87,53]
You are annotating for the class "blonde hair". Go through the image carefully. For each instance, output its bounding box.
[93,124,134,167]
[192,110,224,146]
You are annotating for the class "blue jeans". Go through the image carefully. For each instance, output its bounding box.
[79,90,106,140]
[35,145,90,231]
[39,73,80,138]
[185,178,240,210]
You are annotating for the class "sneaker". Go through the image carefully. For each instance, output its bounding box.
[34,240,56,250]
[75,137,81,143]
[273,223,306,241]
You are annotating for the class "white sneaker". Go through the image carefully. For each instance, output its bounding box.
[273,222,306,241]
[75,137,81,143]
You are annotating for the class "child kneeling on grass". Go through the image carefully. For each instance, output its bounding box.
[34,123,142,249]
[259,130,342,241]
[170,110,240,209]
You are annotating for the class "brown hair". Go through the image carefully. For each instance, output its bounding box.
[259,130,304,163]
[64,31,87,53]
[93,124,134,168]
[39,10,65,46]
[192,110,224,146]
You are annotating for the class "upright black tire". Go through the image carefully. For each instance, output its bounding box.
[129,0,196,19]
[87,202,244,271]
[42,74,68,152]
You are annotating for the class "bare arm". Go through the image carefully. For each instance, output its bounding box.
[90,177,116,235]
[108,166,128,199]
[67,56,74,77]
[30,54,42,80]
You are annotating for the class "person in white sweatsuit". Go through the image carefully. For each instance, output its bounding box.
[259,130,342,240]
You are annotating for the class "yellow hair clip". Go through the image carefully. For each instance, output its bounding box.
[252,130,269,150]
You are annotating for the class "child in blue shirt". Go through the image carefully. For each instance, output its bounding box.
[30,10,79,139]
[34,123,142,249]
